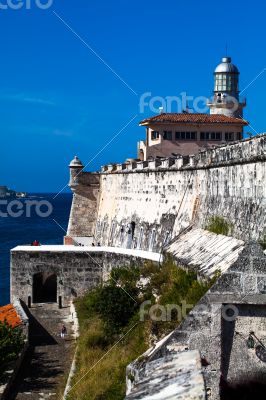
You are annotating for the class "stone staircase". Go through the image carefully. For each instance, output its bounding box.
[10,303,75,400]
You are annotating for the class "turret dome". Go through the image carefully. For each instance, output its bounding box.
[69,156,84,168]
[214,57,239,74]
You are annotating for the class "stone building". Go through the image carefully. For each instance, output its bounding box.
[138,56,247,160]
[138,113,247,159]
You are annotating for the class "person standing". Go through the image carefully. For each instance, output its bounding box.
[61,324,67,339]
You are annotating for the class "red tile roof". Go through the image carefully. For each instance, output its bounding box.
[0,304,22,328]
[139,113,248,126]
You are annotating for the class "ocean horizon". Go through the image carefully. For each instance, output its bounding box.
[0,193,72,306]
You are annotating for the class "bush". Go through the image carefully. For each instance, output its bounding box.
[205,215,231,236]
[83,266,140,335]
[70,260,218,399]
[259,235,266,250]
[0,321,24,376]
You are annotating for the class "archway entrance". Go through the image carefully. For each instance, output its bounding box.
[33,272,57,303]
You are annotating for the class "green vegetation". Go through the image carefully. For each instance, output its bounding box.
[0,321,25,377]
[259,235,266,250]
[205,215,232,236]
[68,258,215,400]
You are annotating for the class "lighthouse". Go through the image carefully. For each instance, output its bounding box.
[207,56,246,118]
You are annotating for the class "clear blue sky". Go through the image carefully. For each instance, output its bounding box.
[1,0,265,192]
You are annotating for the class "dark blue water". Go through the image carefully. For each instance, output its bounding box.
[0,193,72,306]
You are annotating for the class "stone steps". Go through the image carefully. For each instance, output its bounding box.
[10,304,75,400]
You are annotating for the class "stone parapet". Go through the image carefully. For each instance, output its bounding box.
[99,134,266,174]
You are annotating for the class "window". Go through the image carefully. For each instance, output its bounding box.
[200,132,221,141]
[163,131,172,140]
[200,132,210,140]
[225,132,234,141]
[151,131,160,141]
[215,73,239,92]
[237,132,242,140]
[210,132,222,141]
[175,132,197,140]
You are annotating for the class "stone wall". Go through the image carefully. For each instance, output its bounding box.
[11,246,160,306]
[65,172,100,244]
[166,228,245,278]
[126,348,205,400]
[128,242,266,400]
[71,134,266,251]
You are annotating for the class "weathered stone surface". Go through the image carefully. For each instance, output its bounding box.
[127,243,266,400]
[11,246,160,305]
[67,135,266,252]
[166,228,244,278]
[126,350,205,400]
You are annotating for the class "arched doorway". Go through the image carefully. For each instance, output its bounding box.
[33,272,57,303]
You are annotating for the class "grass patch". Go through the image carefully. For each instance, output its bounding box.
[67,257,216,400]
[205,215,232,236]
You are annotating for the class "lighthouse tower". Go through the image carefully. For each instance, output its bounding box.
[207,56,246,118]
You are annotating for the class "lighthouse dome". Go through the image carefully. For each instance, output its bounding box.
[214,57,239,74]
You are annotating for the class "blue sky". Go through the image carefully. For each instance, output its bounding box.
[0,0,265,192]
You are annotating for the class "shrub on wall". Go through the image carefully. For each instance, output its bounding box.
[0,321,24,377]
[205,215,232,236]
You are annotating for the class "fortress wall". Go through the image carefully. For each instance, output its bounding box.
[94,135,266,250]
[11,247,159,305]
[126,243,266,400]
[66,173,100,243]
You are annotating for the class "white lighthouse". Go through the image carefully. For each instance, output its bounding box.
[207,56,246,118]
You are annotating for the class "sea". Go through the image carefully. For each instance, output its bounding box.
[0,193,72,306]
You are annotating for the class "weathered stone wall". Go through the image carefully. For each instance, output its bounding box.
[65,172,100,244]
[128,242,266,400]
[166,228,245,278]
[90,135,266,250]
[11,247,160,306]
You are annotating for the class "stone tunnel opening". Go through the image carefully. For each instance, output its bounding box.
[33,272,57,303]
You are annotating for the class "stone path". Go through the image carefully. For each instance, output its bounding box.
[11,304,75,400]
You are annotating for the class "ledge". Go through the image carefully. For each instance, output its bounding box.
[11,245,162,263]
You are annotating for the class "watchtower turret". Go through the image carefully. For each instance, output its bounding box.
[69,156,84,190]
